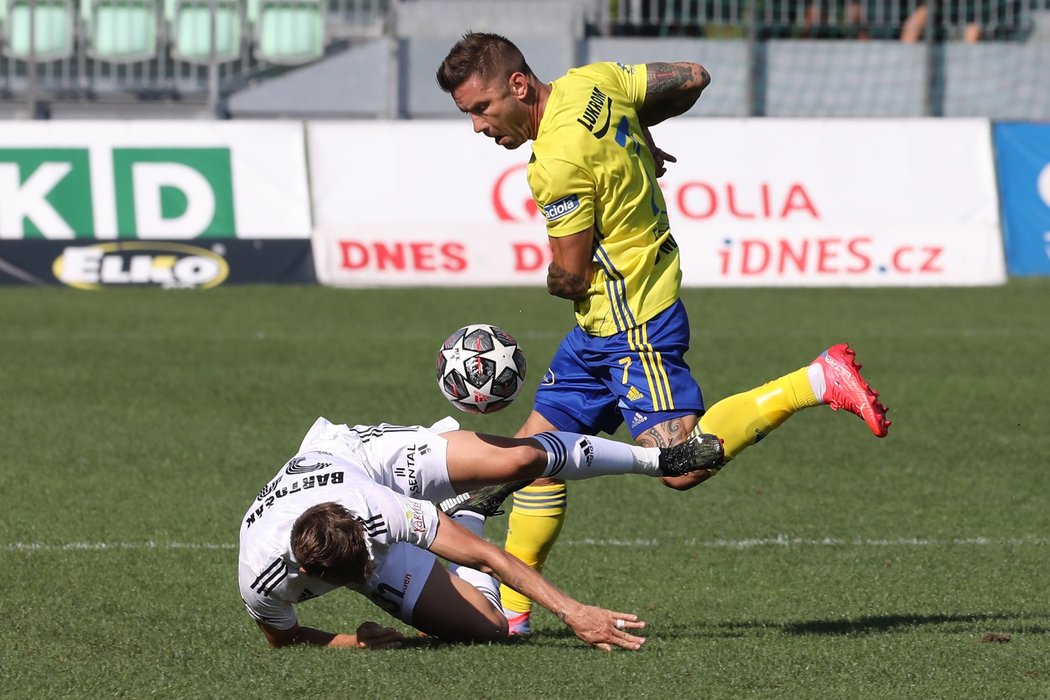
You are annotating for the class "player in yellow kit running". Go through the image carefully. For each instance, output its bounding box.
[437,33,890,634]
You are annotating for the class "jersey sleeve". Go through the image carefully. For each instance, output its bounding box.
[239,563,299,631]
[341,478,441,551]
[529,157,595,238]
[619,62,648,108]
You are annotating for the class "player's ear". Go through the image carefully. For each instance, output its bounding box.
[508,72,529,100]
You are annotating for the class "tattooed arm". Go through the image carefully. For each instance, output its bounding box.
[546,227,595,301]
[637,62,711,127]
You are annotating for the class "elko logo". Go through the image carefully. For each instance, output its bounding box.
[52,242,230,289]
[0,147,235,239]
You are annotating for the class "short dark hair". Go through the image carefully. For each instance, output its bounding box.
[290,502,371,580]
[436,32,533,93]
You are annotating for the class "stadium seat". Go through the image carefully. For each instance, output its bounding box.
[252,0,324,65]
[3,0,75,60]
[86,0,160,62]
[171,0,242,63]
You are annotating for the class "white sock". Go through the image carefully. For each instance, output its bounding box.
[533,431,661,478]
[808,362,827,403]
[447,512,501,613]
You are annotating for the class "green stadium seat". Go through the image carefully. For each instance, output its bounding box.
[87,0,159,62]
[171,0,242,63]
[253,0,323,65]
[4,0,75,60]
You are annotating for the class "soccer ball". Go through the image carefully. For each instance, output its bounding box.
[436,324,527,414]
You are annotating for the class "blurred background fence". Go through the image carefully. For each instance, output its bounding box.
[1,0,1047,118]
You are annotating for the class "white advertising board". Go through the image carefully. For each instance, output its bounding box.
[308,119,1005,287]
[0,121,311,239]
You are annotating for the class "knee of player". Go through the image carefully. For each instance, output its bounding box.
[511,441,549,475]
[462,613,510,641]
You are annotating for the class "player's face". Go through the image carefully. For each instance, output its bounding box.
[451,73,531,150]
[298,556,373,587]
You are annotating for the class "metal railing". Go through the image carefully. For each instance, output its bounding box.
[1,0,1046,116]
[587,0,1036,40]
[0,0,391,114]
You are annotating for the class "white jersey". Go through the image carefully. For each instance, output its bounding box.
[237,416,460,630]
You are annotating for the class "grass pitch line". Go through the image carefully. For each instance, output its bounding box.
[5,536,1049,552]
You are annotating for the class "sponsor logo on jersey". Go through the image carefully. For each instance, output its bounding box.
[541,369,556,385]
[395,448,420,496]
[630,412,646,429]
[576,86,612,139]
[627,386,644,401]
[542,194,580,222]
[286,456,331,475]
[408,501,426,533]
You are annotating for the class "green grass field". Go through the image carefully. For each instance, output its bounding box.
[2,281,1048,699]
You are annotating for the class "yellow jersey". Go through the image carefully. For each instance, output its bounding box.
[528,61,681,337]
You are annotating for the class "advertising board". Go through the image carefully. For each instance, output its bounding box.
[0,122,311,240]
[309,119,1004,287]
[994,123,1050,276]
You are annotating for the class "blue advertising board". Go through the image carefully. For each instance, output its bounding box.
[994,123,1050,276]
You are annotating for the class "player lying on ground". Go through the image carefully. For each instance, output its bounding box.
[238,417,724,651]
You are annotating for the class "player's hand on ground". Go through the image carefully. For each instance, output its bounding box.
[354,621,404,649]
[567,605,646,652]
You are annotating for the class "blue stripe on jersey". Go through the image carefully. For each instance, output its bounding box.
[593,243,636,332]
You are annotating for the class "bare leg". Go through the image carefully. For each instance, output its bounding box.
[442,431,548,492]
[411,560,508,641]
[443,414,669,491]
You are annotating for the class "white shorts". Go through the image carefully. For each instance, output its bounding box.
[298,416,461,503]
[364,542,438,625]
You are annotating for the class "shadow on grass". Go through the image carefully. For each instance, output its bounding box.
[396,635,532,650]
[418,612,1050,647]
[722,612,1050,636]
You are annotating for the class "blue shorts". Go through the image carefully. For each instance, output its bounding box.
[533,300,705,438]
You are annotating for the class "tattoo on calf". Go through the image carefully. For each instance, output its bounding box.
[636,418,688,449]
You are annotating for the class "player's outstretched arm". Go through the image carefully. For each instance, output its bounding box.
[430,512,647,651]
[257,620,404,649]
[638,62,710,127]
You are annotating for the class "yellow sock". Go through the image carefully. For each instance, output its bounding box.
[499,482,568,615]
[699,367,819,461]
